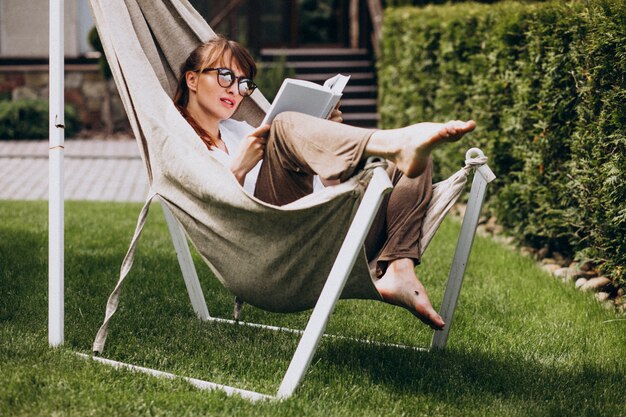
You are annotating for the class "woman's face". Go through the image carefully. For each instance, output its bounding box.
[187,60,246,122]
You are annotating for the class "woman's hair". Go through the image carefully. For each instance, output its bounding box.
[173,36,256,149]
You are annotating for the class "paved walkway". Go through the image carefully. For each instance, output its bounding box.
[0,139,149,202]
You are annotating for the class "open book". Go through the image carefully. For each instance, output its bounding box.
[261,74,350,126]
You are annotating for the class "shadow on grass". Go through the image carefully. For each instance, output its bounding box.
[0,227,47,323]
[3,201,622,415]
[317,338,620,414]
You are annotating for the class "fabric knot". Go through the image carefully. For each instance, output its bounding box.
[464,155,488,168]
[355,158,388,192]
[363,157,388,173]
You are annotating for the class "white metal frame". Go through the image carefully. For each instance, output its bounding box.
[78,166,394,402]
[53,148,493,401]
[77,154,494,401]
[48,0,496,399]
[431,148,496,349]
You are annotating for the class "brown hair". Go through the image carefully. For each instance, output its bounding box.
[173,36,256,149]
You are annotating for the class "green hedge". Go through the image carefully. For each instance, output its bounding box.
[385,0,504,6]
[379,0,625,286]
[255,55,296,103]
[0,99,80,140]
[384,0,547,6]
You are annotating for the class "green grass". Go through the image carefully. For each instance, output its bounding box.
[1,200,624,416]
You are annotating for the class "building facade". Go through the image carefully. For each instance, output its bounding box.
[0,0,94,58]
[0,0,377,133]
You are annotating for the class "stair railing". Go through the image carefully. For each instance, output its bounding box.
[209,0,245,28]
[366,0,384,58]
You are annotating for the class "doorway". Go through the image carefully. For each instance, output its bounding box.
[248,0,349,49]
[297,0,347,47]
[189,0,351,51]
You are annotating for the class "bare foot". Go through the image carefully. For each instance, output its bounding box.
[374,258,445,330]
[367,120,477,178]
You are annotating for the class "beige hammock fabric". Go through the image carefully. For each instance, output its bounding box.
[89,0,484,354]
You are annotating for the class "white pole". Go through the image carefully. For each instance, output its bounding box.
[49,0,65,347]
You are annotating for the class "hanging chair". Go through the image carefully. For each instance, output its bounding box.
[86,0,495,401]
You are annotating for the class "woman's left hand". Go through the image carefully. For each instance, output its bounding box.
[329,102,343,123]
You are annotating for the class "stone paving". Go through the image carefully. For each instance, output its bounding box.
[0,139,149,202]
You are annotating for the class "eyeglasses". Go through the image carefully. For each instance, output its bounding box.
[201,67,257,97]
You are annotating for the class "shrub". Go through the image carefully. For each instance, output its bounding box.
[88,26,112,80]
[254,55,296,103]
[0,99,80,140]
[379,0,625,287]
[384,0,541,6]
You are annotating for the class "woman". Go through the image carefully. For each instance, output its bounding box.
[174,36,477,330]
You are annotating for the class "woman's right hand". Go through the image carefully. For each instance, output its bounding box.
[230,124,270,185]
[329,101,343,123]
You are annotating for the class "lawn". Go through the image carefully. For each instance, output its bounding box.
[1,200,624,416]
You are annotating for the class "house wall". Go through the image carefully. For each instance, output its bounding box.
[0,0,94,58]
[0,0,129,133]
[0,66,129,132]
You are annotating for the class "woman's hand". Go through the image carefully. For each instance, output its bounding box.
[230,124,270,185]
[329,101,343,123]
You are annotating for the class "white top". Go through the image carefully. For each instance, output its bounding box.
[209,119,261,195]
[211,118,324,196]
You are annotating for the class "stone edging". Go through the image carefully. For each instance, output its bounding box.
[451,204,625,315]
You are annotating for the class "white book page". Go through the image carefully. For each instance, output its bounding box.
[321,74,350,118]
[261,74,350,125]
[323,74,350,94]
[261,79,332,125]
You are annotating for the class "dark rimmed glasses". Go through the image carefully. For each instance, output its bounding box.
[201,67,257,97]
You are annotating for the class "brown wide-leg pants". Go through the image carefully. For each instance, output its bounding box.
[254,112,433,275]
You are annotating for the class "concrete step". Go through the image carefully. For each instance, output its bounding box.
[260,47,379,128]
[283,60,373,72]
[339,98,378,113]
[294,72,375,85]
[340,98,377,105]
[343,85,377,98]
[342,112,379,128]
[261,48,370,61]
